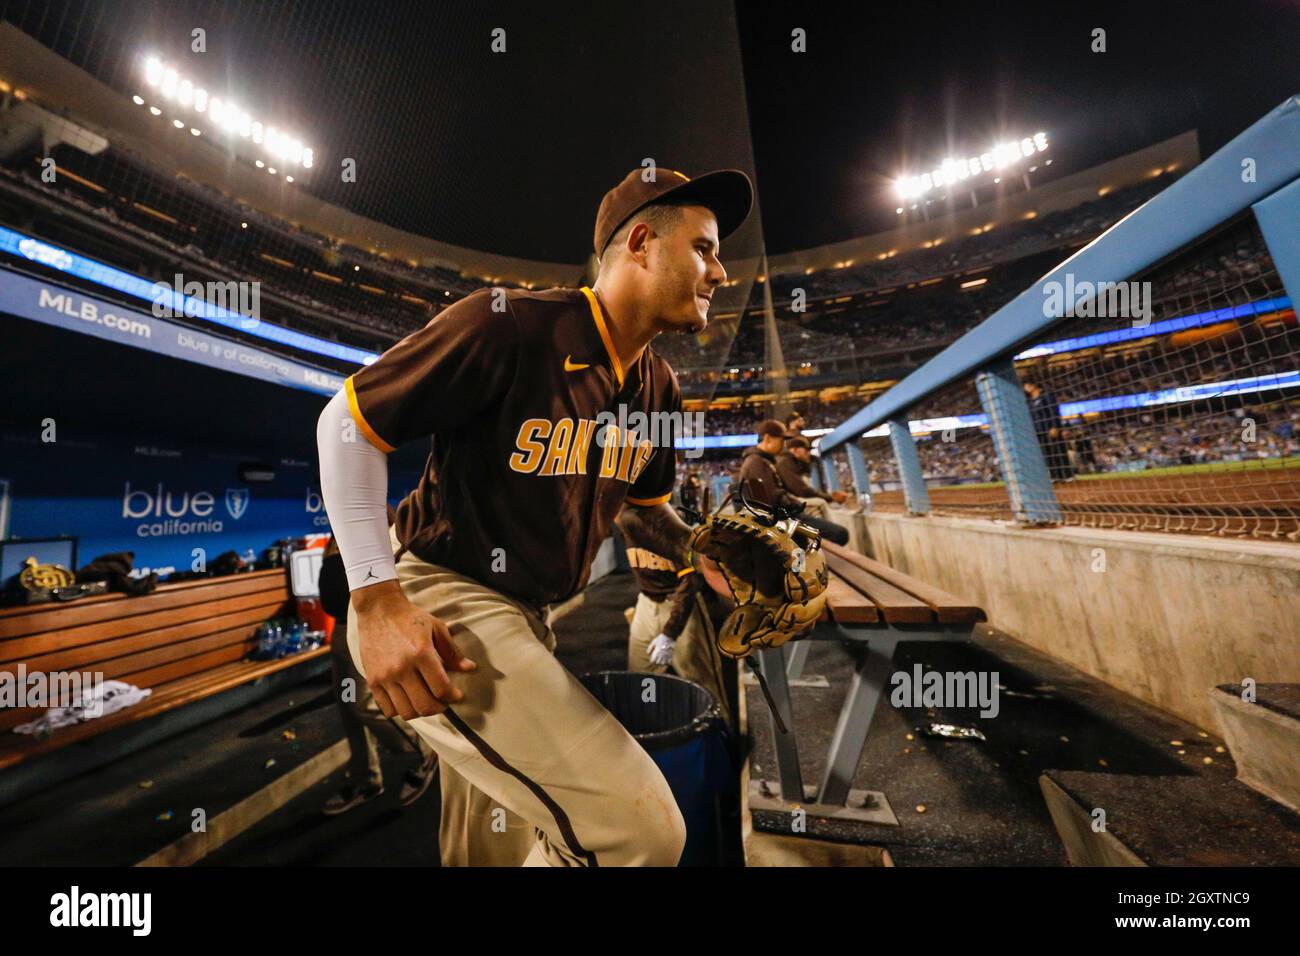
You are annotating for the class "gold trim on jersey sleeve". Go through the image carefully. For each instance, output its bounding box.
[625,491,672,507]
[579,286,624,389]
[344,376,397,454]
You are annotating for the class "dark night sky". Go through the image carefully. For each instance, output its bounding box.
[736,0,1300,249]
[5,0,1299,261]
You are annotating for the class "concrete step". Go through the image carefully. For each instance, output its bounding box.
[1040,769,1300,866]
[1210,683,1300,813]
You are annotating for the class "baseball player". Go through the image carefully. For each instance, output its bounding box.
[739,420,850,544]
[317,166,751,866]
[776,435,849,520]
[620,533,732,727]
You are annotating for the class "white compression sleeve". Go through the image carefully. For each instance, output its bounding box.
[316,389,399,592]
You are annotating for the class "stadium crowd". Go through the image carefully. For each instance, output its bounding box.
[5,130,1294,500]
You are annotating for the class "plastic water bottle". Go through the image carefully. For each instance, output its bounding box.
[254,623,273,660]
[255,622,281,660]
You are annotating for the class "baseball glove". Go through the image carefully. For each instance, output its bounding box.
[688,503,829,659]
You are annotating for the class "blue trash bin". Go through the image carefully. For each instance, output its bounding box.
[579,671,738,866]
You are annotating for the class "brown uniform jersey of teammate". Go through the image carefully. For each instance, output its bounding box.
[775,451,818,498]
[625,545,699,641]
[345,285,680,610]
[737,445,802,511]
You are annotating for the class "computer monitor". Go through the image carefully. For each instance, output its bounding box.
[0,536,78,589]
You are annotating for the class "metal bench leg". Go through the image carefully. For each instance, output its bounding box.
[816,634,898,806]
[756,646,804,802]
[784,640,811,681]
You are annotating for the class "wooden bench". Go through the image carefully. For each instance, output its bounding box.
[749,540,987,822]
[0,569,328,772]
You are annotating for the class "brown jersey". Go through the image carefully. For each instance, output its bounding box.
[625,545,688,600]
[776,451,818,498]
[345,285,680,609]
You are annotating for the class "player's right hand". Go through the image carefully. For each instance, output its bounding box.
[352,581,477,719]
[648,633,676,667]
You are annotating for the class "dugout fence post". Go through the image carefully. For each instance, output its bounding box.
[1252,175,1300,305]
[975,359,1062,524]
[818,453,840,493]
[887,414,931,515]
[710,474,731,511]
[845,441,871,500]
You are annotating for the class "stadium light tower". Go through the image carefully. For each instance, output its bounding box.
[137,52,316,177]
[895,132,1049,218]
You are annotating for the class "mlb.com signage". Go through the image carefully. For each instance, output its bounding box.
[122,481,250,537]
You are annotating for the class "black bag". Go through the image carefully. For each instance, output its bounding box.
[76,552,158,596]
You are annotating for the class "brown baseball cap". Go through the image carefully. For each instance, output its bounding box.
[594,166,753,257]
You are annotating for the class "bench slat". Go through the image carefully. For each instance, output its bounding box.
[824,575,880,624]
[0,647,329,770]
[824,552,934,624]
[0,629,261,732]
[0,590,290,663]
[1,603,282,677]
[0,569,289,639]
[823,541,987,625]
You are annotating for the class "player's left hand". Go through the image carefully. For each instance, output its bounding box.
[648,633,676,667]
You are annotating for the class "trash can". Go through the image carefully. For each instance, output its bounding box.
[579,671,739,866]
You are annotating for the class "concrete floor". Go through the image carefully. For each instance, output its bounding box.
[746,625,1240,865]
[0,568,1248,866]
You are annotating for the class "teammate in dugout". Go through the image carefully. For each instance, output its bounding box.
[738,420,851,545]
[317,165,751,866]
[777,435,850,520]
[620,538,732,727]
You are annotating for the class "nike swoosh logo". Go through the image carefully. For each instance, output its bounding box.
[564,355,590,372]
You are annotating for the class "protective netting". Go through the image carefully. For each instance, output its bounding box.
[861,375,1010,518]
[0,0,763,383]
[867,216,1300,540]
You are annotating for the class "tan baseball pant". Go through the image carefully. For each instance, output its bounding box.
[626,591,731,726]
[330,620,435,789]
[346,530,686,867]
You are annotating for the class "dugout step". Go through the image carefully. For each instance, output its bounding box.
[1039,769,1300,866]
[1210,683,1300,813]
